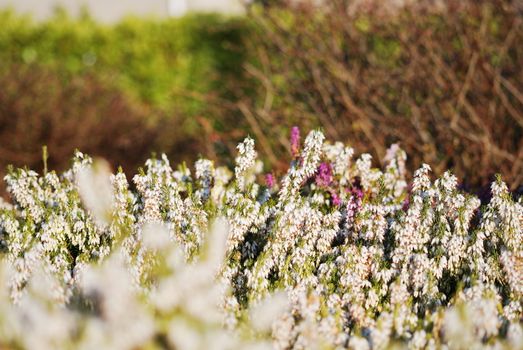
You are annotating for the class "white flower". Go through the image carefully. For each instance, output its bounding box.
[250,291,289,332]
[77,158,114,228]
[235,137,258,191]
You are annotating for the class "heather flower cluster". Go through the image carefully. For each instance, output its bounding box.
[0,128,521,349]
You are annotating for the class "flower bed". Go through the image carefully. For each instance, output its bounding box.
[0,129,521,349]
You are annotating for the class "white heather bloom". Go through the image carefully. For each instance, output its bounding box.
[235,137,257,191]
[410,330,427,350]
[500,251,523,297]
[141,222,171,250]
[356,153,382,192]
[4,169,46,223]
[507,322,523,349]
[195,159,215,203]
[279,130,324,202]
[300,130,325,176]
[443,306,475,347]
[168,319,201,349]
[250,291,289,332]
[173,165,191,183]
[503,301,522,321]
[412,163,432,193]
[383,145,407,194]
[324,141,354,184]
[211,166,233,204]
[349,336,370,350]
[445,291,502,348]
[77,158,114,228]
[206,217,229,271]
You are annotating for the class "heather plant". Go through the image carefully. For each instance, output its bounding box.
[0,129,521,349]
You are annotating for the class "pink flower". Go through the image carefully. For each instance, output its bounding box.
[351,187,364,200]
[402,198,410,211]
[290,126,300,157]
[331,191,341,206]
[265,173,275,189]
[346,192,362,224]
[315,162,333,188]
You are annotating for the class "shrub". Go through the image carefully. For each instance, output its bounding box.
[0,64,157,194]
[240,0,523,190]
[0,10,250,114]
[0,11,252,193]
[0,129,521,348]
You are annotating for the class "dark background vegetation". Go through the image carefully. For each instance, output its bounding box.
[1,0,522,196]
[0,10,250,192]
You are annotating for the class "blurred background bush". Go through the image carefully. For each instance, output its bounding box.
[0,9,251,193]
[240,0,523,192]
[0,0,522,196]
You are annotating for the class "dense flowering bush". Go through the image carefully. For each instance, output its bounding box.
[0,129,521,349]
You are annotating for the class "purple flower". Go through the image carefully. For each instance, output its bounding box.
[346,187,363,222]
[315,162,333,188]
[290,126,300,157]
[265,173,275,189]
[346,195,361,225]
[402,198,410,211]
[347,186,364,200]
[331,191,341,206]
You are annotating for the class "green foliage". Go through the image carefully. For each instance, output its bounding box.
[0,9,250,114]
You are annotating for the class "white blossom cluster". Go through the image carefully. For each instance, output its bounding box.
[0,129,521,349]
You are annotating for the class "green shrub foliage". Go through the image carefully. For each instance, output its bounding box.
[0,10,249,112]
